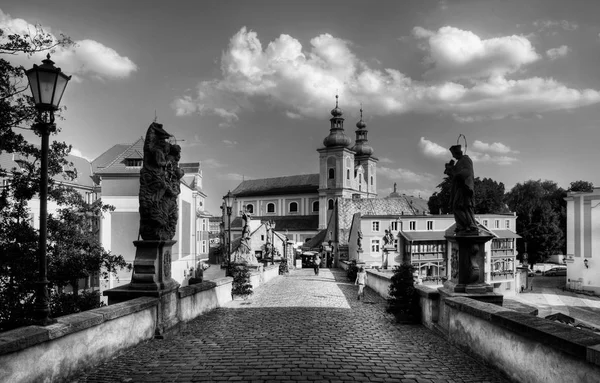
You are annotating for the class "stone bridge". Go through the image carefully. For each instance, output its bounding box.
[71,269,510,383]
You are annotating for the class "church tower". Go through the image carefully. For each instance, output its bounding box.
[351,107,378,198]
[317,95,356,229]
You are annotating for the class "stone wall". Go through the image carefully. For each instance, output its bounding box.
[365,269,392,299]
[0,265,282,383]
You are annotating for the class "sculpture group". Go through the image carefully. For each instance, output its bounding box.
[138,122,184,241]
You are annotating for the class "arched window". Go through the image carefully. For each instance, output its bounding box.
[328,168,335,179]
[312,201,319,212]
[267,203,275,213]
[245,204,254,214]
[371,176,373,185]
[346,169,350,179]
[289,202,298,213]
[328,199,334,210]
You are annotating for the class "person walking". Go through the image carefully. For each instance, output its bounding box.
[355,266,367,300]
[313,254,321,275]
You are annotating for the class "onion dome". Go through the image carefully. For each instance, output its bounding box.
[323,94,352,148]
[351,106,374,156]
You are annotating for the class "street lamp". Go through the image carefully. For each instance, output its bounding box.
[26,54,71,325]
[223,190,234,275]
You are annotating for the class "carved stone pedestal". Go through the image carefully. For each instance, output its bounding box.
[104,240,180,338]
[382,245,396,269]
[439,232,503,305]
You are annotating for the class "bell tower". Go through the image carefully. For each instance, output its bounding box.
[351,106,378,198]
[317,95,356,229]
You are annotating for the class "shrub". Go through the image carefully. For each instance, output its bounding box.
[50,290,105,318]
[230,265,253,299]
[347,260,358,282]
[387,263,419,323]
[278,258,289,275]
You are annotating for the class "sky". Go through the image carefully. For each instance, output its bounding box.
[3,0,600,215]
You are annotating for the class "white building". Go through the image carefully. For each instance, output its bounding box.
[565,188,600,295]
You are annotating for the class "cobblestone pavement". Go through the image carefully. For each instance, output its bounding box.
[71,269,511,383]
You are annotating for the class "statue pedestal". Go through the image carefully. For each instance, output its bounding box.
[382,245,396,269]
[357,248,363,263]
[104,240,180,338]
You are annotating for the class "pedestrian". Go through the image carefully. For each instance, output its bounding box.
[355,266,367,300]
[313,254,321,275]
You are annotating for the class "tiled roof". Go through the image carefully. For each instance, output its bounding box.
[336,198,416,246]
[94,138,144,175]
[91,143,131,172]
[230,215,319,231]
[0,151,96,188]
[490,229,521,239]
[232,174,320,197]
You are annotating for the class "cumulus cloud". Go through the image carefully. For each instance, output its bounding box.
[546,45,570,60]
[69,148,92,161]
[472,140,517,154]
[412,26,539,81]
[0,10,136,81]
[379,157,394,164]
[419,137,447,158]
[285,111,302,119]
[172,26,600,124]
[378,166,434,184]
[533,20,578,32]
[421,137,518,165]
[223,140,238,147]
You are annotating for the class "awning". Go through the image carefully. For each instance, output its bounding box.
[491,230,521,239]
[399,231,447,241]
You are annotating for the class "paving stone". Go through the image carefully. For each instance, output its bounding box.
[71,269,510,383]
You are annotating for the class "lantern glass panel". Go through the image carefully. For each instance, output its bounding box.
[26,71,40,104]
[38,70,58,106]
[53,74,69,107]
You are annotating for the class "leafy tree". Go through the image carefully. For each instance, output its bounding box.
[387,263,419,323]
[428,176,508,214]
[505,180,566,265]
[0,26,129,331]
[568,180,593,193]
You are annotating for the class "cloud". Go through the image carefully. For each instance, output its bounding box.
[222,139,238,147]
[419,137,447,158]
[533,20,578,32]
[412,26,539,81]
[0,10,137,81]
[378,157,394,164]
[69,148,92,161]
[546,45,570,60]
[202,158,226,168]
[172,26,600,123]
[285,111,302,119]
[421,137,518,165]
[472,140,517,154]
[377,166,434,184]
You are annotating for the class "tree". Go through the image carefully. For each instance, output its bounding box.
[0,26,129,331]
[568,180,593,193]
[505,180,566,265]
[428,176,508,215]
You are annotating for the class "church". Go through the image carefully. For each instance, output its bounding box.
[226,96,421,262]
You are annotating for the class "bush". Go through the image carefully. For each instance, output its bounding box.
[278,258,289,275]
[230,265,253,299]
[50,290,105,318]
[387,263,419,323]
[347,260,358,282]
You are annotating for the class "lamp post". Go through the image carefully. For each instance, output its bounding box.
[25,54,71,325]
[223,191,234,275]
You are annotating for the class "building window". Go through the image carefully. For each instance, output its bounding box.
[202,219,206,231]
[347,169,350,179]
[125,158,142,167]
[328,199,334,210]
[328,168,335,179]
[312,201,319,212]
[261,235,265,241]
[409,221,416,231]
[201,240,207,253]
[391,221,399,231]
[267,203,275,213]
[371,239,380,252]
[494,220,500,229]
[505,220,510,229]
[372,221,380,232]
[482,219,488,227]
[246,204,254,214]
[393,239,398,250]
[370,176,373,185]
[427,221,434,231]
[289,202,298,213]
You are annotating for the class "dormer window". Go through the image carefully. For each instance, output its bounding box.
[125,159,143,167]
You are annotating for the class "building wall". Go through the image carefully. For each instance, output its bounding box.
[565,190,600,294]
[234,193,319,218]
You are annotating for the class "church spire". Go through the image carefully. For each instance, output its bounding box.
[323,93,351,148]
[351,104,373,157]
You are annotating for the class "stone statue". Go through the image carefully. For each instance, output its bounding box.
[138,123,184,240]
[445,144,477,234]
[239,209,252,254]
[357,230,363,249]
[382,229,394,247]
